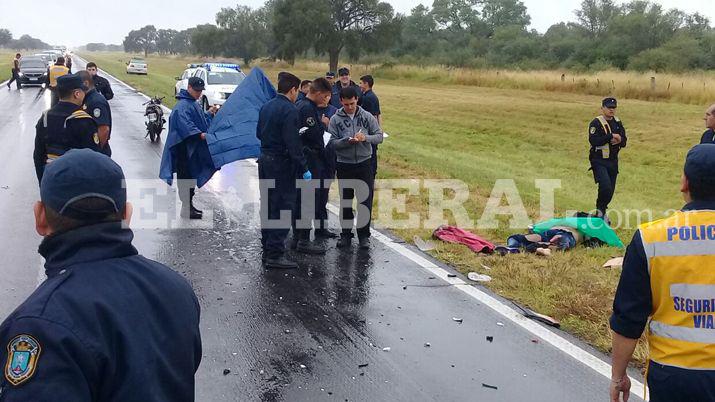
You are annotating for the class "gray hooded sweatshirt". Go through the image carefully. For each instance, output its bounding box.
[328,106,383,164]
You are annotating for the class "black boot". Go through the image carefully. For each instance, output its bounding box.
[190,188,203,216]
[337,235,352,248]
[296,239,326,255]
[264,252,298,269]
[315,228,338,238]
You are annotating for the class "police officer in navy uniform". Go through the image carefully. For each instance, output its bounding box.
[33,73,101,183]
[610,144,715,402]
[0,149,201,401]
[700,104,715,144]
[86,62,114,101]
[79,70,113,157]
[257,72,312,269]
[359,75,382,177]
[292,78,337,251]
[329,67,361,109]
[589,97,627,222]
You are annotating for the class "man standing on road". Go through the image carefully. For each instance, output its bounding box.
[359,75,382,178]
[328,87,383,249]
[33,74,101,183]
[610,144,715,402]
[0,149,202,401]
[65,55,73,74]
[700,104,715,144]
[160,76,217,220]
[257,72,312,269]
[47,56,70,107]
[588,97,627,224]
[330,67,361,108]
[6,53,21,90]
[292,78,335,253]
[78,70,112,157]
[86,62,114,100]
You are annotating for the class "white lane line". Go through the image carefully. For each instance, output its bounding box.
[78,62,647,400]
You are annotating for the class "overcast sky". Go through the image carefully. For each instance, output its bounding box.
[0,0,713,47]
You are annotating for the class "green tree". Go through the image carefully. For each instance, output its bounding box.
[272,0,327,65]
[123,25,158,57]
[575,0,618,38]
[397,5,438,57]
[156,29,178,55]
[216,5,270,65]
[171,29,194,54]
[191,24,225,58]
[0,29,11,47]
[481,0,530,30]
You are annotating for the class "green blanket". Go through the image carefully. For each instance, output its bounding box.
[532,217,625,248]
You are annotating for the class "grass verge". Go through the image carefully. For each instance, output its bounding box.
[79,51,708,369]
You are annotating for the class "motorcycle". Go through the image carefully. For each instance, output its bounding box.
[143,96,166,142]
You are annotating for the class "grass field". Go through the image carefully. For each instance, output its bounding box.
[0,50,17,83]
[79,51,710,369]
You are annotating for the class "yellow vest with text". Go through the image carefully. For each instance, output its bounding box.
[48,65,70,88]
[640,209,715,369]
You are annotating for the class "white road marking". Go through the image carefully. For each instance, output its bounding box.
[76,58,648,400]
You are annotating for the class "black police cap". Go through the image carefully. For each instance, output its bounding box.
[56,73,88,92]
[40,149,126,219]
[685,144,715,186]
[188,76,205,91]
[602,97,618,108]
[325,71,336,78]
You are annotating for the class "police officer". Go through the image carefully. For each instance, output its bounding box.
[610,144,715,402]
[33,74,101,183]
[325,71,336,87]
[0,149,202,401]
[78,70,112,156]
[65,54,72,74]
[359,74,382,177]
[297,80,311,102]
[329,67,361,108]
[6,53,21,90]
[160,76,217,220]
[588,97,626,223]
[86,62,114,100]
[257,72,312,269]
[47,56,70,107]
[700,104,715,144]
[292,78,336,251]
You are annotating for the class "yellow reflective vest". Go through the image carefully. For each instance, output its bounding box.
[48,65,70,88]
[640,209,715,369]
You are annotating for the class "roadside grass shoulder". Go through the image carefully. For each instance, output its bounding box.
[0,50,16,83]
[81,51,705,369]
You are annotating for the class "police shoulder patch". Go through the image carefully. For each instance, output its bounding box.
[93,133,100,145]
[306,117,316,127]
[589,126,597,135]
[5,334,41,386]
[93,108,101,118]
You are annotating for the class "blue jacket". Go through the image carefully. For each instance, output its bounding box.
[0,223,201,401]
[329,81,361,108]
[160,90,215,187]
[256,95,308,172]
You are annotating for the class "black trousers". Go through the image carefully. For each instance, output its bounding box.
[259,153,297,255]
[50,88,59,107]
[370,144,379,177]
[7,69,20,89]
[174,142,195,206]
[336,159,375,240]
[647,361,715,402]
[293,148,330,240]
[591,159,618,214]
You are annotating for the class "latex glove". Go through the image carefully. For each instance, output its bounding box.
[303,170,312,181]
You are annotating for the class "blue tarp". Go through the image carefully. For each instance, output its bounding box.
[205,67,276,168]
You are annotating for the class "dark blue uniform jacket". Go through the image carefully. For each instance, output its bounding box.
[296,97,326,151]
[256,94,308,173]
[85,88,112,157]
[360,89,381,117]
[0,223,202,401]
[700,129,715,144]
[329,81,361,108]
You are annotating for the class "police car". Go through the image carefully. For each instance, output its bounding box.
[187,63,245,110]
[174,66,197,95]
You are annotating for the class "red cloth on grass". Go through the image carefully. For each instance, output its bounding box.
[432,225,495,254]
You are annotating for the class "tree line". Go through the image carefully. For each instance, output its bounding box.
[115,0,715,73]
[0,29,51,51]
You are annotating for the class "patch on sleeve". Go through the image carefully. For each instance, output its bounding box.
[93,108,101,118]
[5,335,41,386]
[589,126,597,135]
[93,133,100,145]
[306,117,316,127]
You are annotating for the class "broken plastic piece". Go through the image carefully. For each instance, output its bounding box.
[358,363,369,368]
[424,342,431,347]
[603,257,624,268]
[496,322,504,327]
[447,273,457,278]
[223,369,231,375]
[482,383,498,390]
[468,272,492,282]
[452,317,463,323]
[382,347,391,352]
[486,336,493,343]
[413,235,436,251]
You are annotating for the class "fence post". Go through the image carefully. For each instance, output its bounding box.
[650,77,656,91]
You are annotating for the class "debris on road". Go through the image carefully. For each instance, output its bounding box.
[486,336,493,343]
[382,347,391,352]
[480,263,492,270]
[531,339,540,344]
[467,272,492,282]
[496,322,504,327]
[452,317,463,323]
[223,369,231,375]
[482,383,498,390]
[424,342,431,347]
[413,236,436,251]
[358,363,369,368]
[512,303,561,328]
[300,364,307,369]
[447,273,457,278]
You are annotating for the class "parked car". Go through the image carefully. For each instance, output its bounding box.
[126,58,148,75]
[18,56,48,86]
[174,67,197,95]
[189,63,246,110]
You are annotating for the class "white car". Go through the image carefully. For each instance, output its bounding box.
[126,58,148,75]
[189,63,246,110]
[174,67,197,95]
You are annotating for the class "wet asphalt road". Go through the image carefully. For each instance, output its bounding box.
[0,59,644,401]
